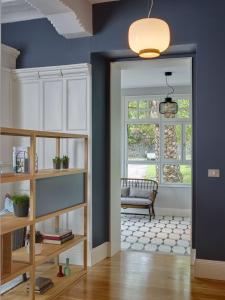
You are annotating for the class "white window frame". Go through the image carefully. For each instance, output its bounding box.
[121,94,192,187]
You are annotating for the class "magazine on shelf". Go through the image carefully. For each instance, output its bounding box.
[41,228,72,238]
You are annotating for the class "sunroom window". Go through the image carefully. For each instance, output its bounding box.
[123,95,192,185]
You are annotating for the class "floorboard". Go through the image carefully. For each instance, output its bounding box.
[56,251,225,300]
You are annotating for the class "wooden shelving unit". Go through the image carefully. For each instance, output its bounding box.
[0,127,88,300]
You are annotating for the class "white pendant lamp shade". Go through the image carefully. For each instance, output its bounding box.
[128,18,170,58]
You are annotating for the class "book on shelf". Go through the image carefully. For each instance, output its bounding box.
[43,234,74,245]
[35,282,54,295]
[27,277,54,295]
[41,228,72,238]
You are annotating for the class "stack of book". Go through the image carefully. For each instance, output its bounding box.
[27,277,54,294]
[42,229,74,245]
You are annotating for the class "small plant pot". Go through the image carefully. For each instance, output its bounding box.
[53,161,61,169]
[62,161,69,169]
[13,202,29,217]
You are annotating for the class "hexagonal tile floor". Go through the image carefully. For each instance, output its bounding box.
[121,214,191,256]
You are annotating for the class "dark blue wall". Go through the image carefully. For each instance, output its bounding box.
[2,0,225,260]
[91,54,110,247]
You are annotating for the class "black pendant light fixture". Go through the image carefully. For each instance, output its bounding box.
[159,72,178,117]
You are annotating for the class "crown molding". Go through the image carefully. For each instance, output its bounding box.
[1,43,20,69]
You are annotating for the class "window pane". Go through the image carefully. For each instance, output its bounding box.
[128,124,160,161]
[163,164,191,184]
[177,99,190,119]
[139,100,148,109]
[185,124,192,160]
[128,101,137,109]
[139,111,148,120]
[149,100,159,119]
[128,164,159,181]
[128,110,138,120]
[164,125,182,160]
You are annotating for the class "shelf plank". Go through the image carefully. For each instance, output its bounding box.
[0,214,33,235]
[0,261,32,285]
[0,127,33,137]
[2,264,86,300]
[34,168,87,179]
[36,203,87,223]
[12,235,87,267]
[0,127,88,139]
[0,173,31,184]
[0,168,87,183]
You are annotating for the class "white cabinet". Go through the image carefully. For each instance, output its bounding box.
[12,64,92,264]
[12,64,91,169]
[67,78,87,131]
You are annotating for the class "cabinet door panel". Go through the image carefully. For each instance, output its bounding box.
[43,80,63,168]
[43,80,63,131]
[13,80,39,130]
[67,78,87,131]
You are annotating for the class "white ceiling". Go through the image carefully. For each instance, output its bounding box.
[121,58,192,89]
[1,0,118,23]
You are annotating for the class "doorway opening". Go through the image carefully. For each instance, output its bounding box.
[110,57,193,257]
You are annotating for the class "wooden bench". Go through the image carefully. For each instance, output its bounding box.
[121,178,158,220]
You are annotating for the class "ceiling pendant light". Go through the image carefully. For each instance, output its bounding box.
[159,72,178,117]
[128,0,170,59]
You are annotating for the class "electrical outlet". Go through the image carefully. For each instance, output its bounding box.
[208,169,220,177]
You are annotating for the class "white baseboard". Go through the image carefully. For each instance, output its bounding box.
[195,259,225,280]
[191,249,196,266]
[122,207,191,217]
[91,242,110,266]
[156,208,191,217]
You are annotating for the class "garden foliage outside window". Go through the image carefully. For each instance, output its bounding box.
[124,96,192,185]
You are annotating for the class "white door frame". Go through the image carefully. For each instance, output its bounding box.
[109,62,122,256]
[109,58,194,260]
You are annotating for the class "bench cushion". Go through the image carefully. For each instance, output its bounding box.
[121,197,152,206]
[129,187,152,199]
[121,187,130,197]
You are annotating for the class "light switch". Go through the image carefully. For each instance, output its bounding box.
[208,169,220,177]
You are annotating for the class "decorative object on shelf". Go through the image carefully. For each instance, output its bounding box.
[53,156,62,169]
[0,194,14,216]
[42,228,74,245]
[26,231,43,255]
[128,0,170,58]
[62,155,69,169]
[12,146,38,173]
[11,194,29,217]
[64,258,71,276]
[159,72,178,117]
[57,265,64,277]
[13,146,29,173]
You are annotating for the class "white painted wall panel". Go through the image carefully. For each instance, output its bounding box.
[13,80,40,130]
[67,78,87,131]
[43,80,63,131]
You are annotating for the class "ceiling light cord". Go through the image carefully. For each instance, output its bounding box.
[148,0,154,18]
[166,76,175,97]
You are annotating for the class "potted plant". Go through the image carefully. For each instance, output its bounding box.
[53,156,61,169]
[62,155,69,169]
[26,231,43,255]
[12,194,29,217]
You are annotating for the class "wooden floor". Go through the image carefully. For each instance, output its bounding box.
[56,251,225,300]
